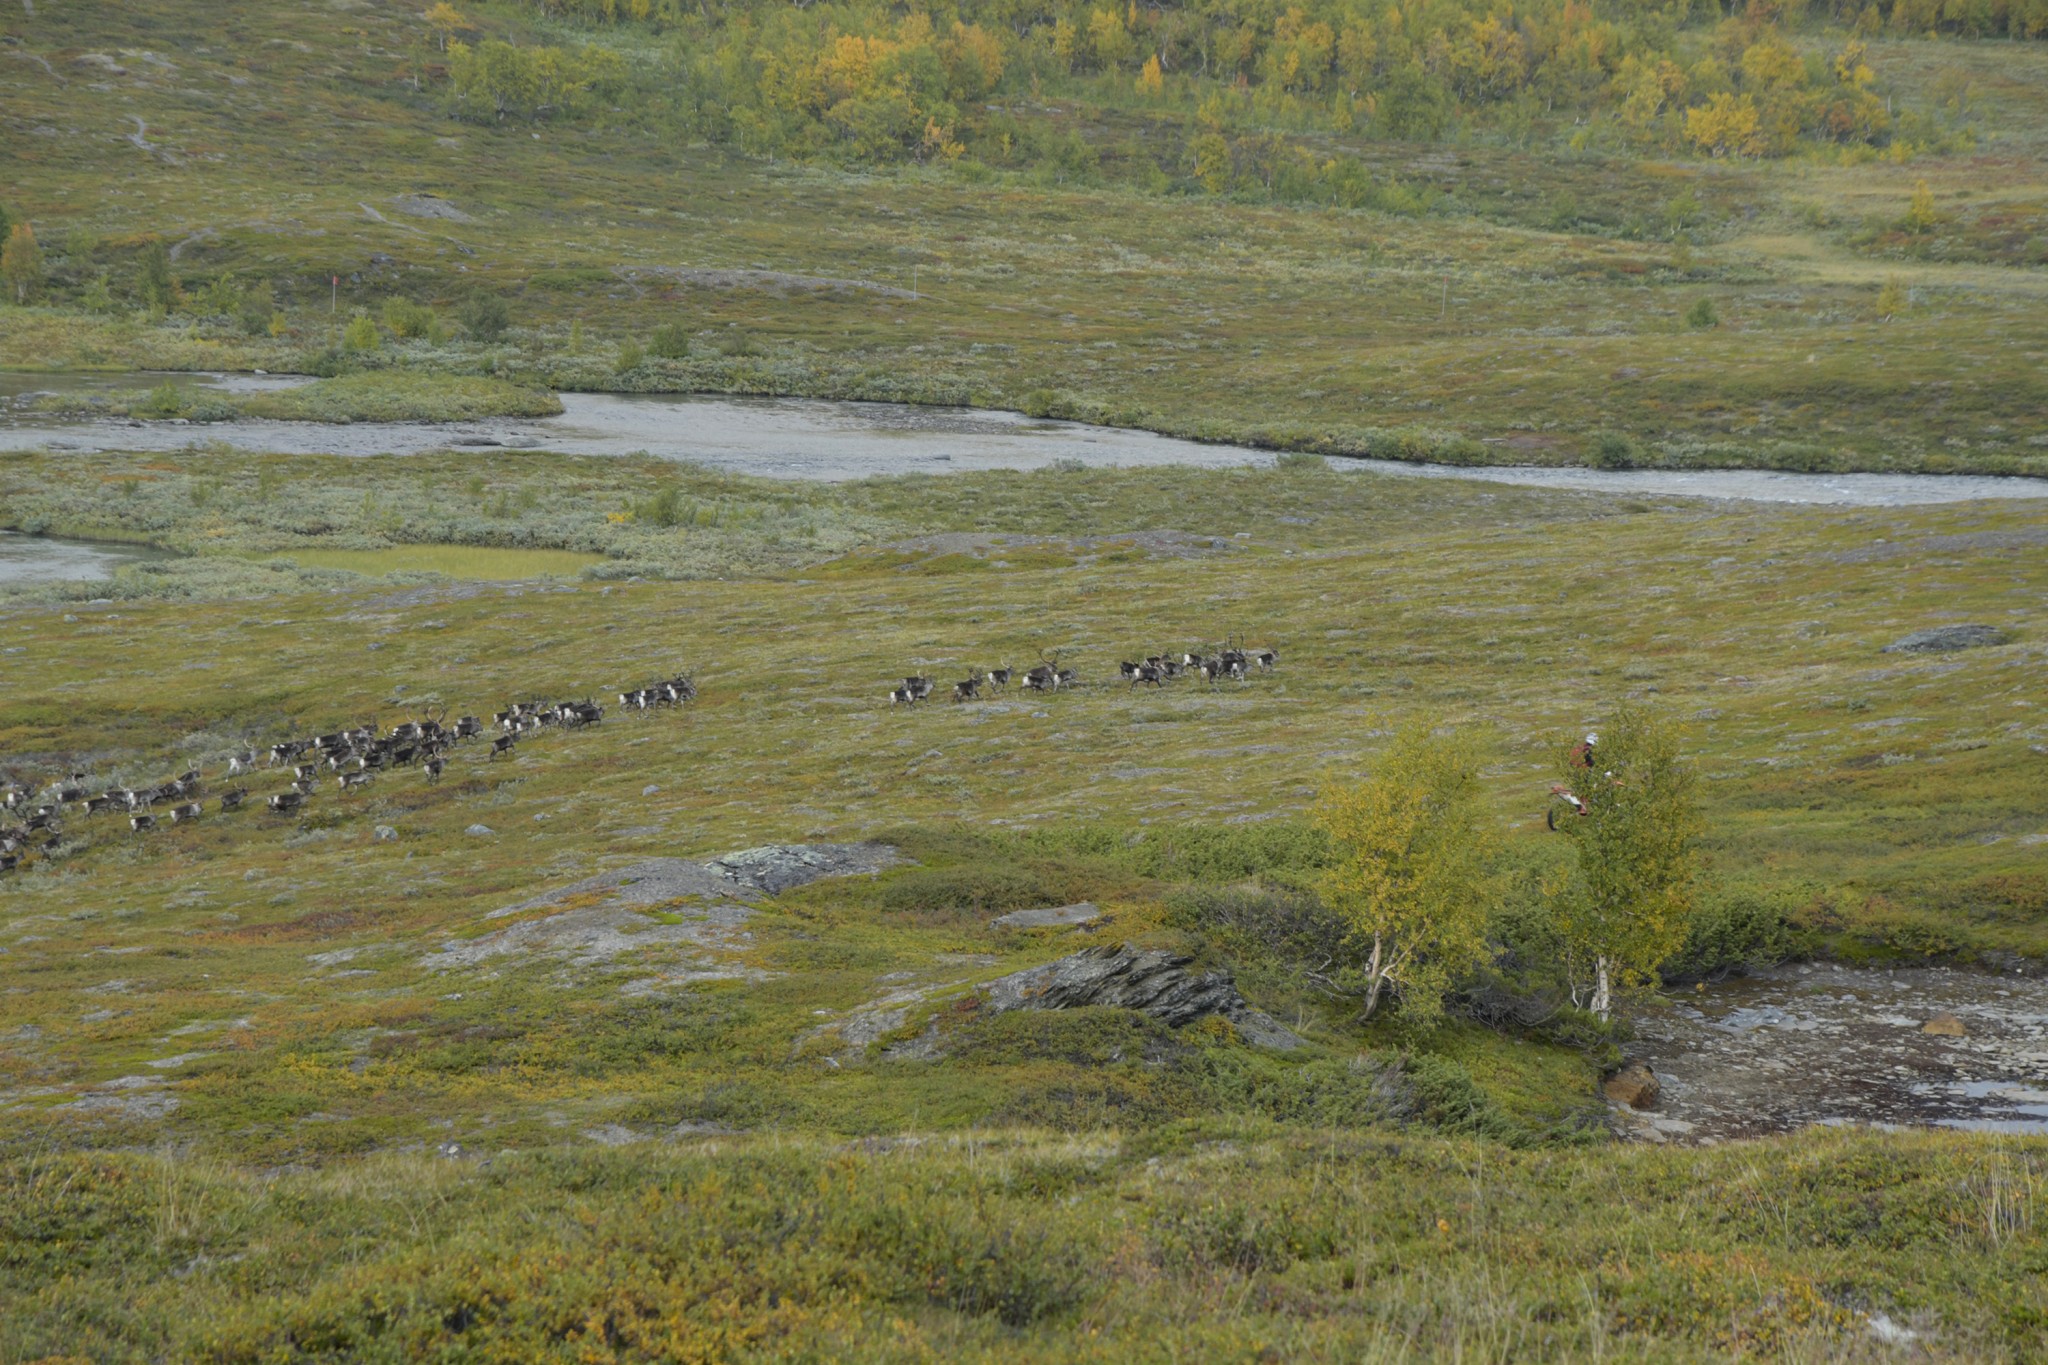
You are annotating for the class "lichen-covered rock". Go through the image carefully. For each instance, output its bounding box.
[991,902,1100,930]
[706,843,904,895]
[978,945,1301,1049]
[1881,624,2011,654]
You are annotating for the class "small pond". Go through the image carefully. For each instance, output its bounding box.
[1618,962,2048,1143]
[0,530,178,586]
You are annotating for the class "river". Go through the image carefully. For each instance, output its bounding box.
[4,372,2046,505]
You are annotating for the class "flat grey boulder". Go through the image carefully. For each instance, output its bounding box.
[1882,624,2012,654]
[991,902,1100,930]
[706,842,904,895]
[979,945,1301,1049]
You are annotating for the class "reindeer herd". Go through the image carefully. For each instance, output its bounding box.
[3,633,1277,878]
[0,671,696,875]
[888,639,1277,706]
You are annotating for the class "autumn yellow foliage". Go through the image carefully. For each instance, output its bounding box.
[1312,725,1495,1024]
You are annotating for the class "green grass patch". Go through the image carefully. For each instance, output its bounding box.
[236,373,563,423]
[249,544,604,580]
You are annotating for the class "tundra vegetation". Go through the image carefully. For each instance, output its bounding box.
[2,2,2048,474]
[2,0,2047,1358]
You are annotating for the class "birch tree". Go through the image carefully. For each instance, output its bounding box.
[1312,725,1494,1026]
[1546,704,1700,1019]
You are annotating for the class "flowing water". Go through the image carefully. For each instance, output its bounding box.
[5,372,2046,504]
[1616,963,2048,1143]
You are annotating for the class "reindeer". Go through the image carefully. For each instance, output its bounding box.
[1128,662,1167,689]
[169,802,203,824]
[1250,648,1277,671]
[0,852,17,874]
[338,771,373,791]
[1022,650,1067,693]
[453,716,484,740]
[292,777,317,796]
[986,667,1011,690]
[900,676,935,702]
[130,813,156,833]
[220,788,248,812]
[293,762,321,783]
[952,677,982,702]
[83,793,120,817]
[889,686,919,706]
[266,792,304,814]
[424,756,445,783]
[490,735,517,759]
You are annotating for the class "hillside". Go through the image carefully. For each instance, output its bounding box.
[1,1,2046,474]
[3,2,2048,1360]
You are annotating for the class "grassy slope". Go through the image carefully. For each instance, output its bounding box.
[8,1131,2043,1361]
[1,5,2046,474]
[3,469,2044,1144]
[5,6,2048,1356]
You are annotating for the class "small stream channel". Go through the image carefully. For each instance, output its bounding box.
[1618,963,2048,1143]
[6,371,2047,505]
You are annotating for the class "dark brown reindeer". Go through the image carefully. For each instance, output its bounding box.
[1021,650,1068,693]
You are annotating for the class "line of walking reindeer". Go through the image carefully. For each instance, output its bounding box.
[0,671,695,874]
[890,639,1276,705]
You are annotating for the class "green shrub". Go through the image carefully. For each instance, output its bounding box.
[457,292,510,340]
[1662,888,1808,982]
[1585,431,1638,470]
[237,280,275,336]
[615,341,644,372]
[136,382,189,418]
[382,296,436,340]
[637,484,686,528]
[341,312,379,351]
[647,322,692,359]
[1684,296,1718,329]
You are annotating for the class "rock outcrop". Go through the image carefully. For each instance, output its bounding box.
[420,844,903,984]
[1603,1061,1660,1109]
[1882,625,2011,654]
[978,945,1302,1049]
[991,902,1101,930]
[1922,1012,1967,1037]
[706,843,904,895]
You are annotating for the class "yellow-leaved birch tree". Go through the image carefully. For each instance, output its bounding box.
[1312,725,1494,1026]
[1546,704,1701,1019]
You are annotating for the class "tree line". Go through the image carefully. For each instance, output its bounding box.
[438,0,1995,186]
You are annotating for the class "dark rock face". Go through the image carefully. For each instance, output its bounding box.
[978,945,1302,1049]
[706,843,905,895]
[1881,624,2012,654]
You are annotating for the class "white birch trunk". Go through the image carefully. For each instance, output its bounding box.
[1591,955,1612,1020]
[1362,932,1385,1019]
